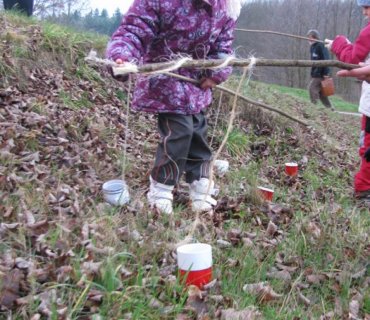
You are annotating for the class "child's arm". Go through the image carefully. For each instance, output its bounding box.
[337,63,370,82]
[203,18,236,85]
[106,0,160,63]
[331,24,370,64]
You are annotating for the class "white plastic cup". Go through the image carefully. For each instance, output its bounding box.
[102,179,130,206]
[177,243,212,288]
[214,160,229,176]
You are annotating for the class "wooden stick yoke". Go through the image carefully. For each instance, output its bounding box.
[112,58,358,76]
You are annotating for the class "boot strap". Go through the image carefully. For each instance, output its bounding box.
[151,192,173,201]
[192,194,217,206]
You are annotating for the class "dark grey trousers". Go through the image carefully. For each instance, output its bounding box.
[308,77,332,108]
[151,112,212,186]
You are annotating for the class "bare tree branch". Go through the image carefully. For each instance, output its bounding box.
[235,28,325,43]
[166,72,309,126]
[108,58,359,76]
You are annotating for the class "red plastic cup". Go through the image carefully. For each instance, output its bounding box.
[285,162,298,176]
[177,243,212,288]
[257,186,274,201]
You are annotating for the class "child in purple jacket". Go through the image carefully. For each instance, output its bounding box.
[106,0,243,214]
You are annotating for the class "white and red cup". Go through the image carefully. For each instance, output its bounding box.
[285,162,298,176]
[257,186,274,201]
[177,243,212,288]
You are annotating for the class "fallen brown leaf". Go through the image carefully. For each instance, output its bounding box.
[243,282,282,303]
[220,307,261,320]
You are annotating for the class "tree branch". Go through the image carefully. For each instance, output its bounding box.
[235,28,325,44]
[166,72,309,127]
[111,58,359,76]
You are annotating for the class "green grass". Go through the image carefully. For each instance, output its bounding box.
[41,22,108,56]
[58,90,93,110]
[269,82,358,112]
[0,11,108,84]
[225,127,250,157]
[75,63,106,83]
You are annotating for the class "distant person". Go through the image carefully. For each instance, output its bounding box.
[3,0,34,16]
[325,0,370,204]
[307,29,333,110]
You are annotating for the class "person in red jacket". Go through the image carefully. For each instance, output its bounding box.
[326,0,370,204]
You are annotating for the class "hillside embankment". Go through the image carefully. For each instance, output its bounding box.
[0,13,368,320]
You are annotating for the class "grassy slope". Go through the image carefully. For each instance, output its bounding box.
[0,13,369,319]
[268,83,358,113]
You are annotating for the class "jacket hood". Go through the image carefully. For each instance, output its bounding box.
[226,0,246,20]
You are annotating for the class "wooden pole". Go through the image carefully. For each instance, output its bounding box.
[84,55,336,126]
[111,58,359,76]
[235,28,325,43]
[217,85,309,127]
[166,72,309,127]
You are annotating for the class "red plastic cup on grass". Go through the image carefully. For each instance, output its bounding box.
[177,243,212,288]
[257,186,274,201]
[285,162,298,176]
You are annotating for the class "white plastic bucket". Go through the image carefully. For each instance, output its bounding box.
[177,243,212,288]
[102,179,130,206]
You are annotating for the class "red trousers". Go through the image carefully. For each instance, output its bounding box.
[354,115,370,192]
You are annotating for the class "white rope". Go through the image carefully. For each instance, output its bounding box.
[85,50,259,247]
[122,75,132,179]
[248,56,257,73]
[145,57,192,75]
[84,49,117,66]
[212,55,256,174]
[110,56,238,78]
[210,92,223,146]
[112,57,192,77]
[210,56,235,69]
[175,56,257,249]
[84,50,139,76]
[112,62,139,76]
[86,51,248,78]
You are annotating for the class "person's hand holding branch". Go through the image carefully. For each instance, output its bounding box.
[200,78,218,90]
[109,58,130,82]
[337,63,370,82]
[324,38,333,51]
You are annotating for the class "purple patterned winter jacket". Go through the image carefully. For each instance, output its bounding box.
[106,0,236,115]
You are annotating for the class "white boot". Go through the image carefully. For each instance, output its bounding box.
[189,178,218,213]
[147,176,174,215]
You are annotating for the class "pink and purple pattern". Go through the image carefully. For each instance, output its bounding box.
[106,0,235,114]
